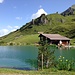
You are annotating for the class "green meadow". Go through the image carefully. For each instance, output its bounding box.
[0,34,39,45]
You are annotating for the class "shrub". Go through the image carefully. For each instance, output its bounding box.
[26,43,30,45]
[57,56,75,71]
[9,42,14,45]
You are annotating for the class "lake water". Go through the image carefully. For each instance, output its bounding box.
[52,46,75,60]
[0,46,75,70]
[0,46,38,70]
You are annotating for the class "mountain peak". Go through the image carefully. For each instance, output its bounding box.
[61,5,75,16]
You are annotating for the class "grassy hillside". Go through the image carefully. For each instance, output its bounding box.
[0,7,75,45]
[0,34,39,45]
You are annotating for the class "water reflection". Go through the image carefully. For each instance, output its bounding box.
[54,47,75,60]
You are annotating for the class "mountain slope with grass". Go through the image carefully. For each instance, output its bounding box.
[0,5,75,45]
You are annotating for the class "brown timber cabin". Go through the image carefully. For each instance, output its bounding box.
[39,33,70,46]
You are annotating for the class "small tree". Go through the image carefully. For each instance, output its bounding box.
[38,40,55,70]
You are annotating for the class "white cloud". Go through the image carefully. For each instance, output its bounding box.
[7,25,19,32]
[31,8,47,19]
[10,26,19,32]
[0,0,4,3]
[0,29,9,37]
[7,25,19,29]
[16,17,22,20]
[7,25,13,29]
[0,25,20,37]
[14,26,19,29]
[11,29,17,32]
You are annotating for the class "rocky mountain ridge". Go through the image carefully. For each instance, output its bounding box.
[61,5,75,16]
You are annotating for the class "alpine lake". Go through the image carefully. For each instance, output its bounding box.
[0,46,75,70]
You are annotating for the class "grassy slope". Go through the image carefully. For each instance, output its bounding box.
[0,68,75,75]
[13,34,39,45]
[0,34,39,45]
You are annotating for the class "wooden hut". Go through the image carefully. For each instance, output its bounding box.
[39,33,70,46]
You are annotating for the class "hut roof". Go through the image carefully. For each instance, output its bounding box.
[40,34,70,40]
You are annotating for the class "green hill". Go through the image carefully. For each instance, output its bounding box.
[0,5,75,46]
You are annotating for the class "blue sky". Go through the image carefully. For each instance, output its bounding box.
[0,0,75,36]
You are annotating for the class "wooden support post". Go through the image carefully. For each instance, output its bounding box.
[42,53,43,70]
